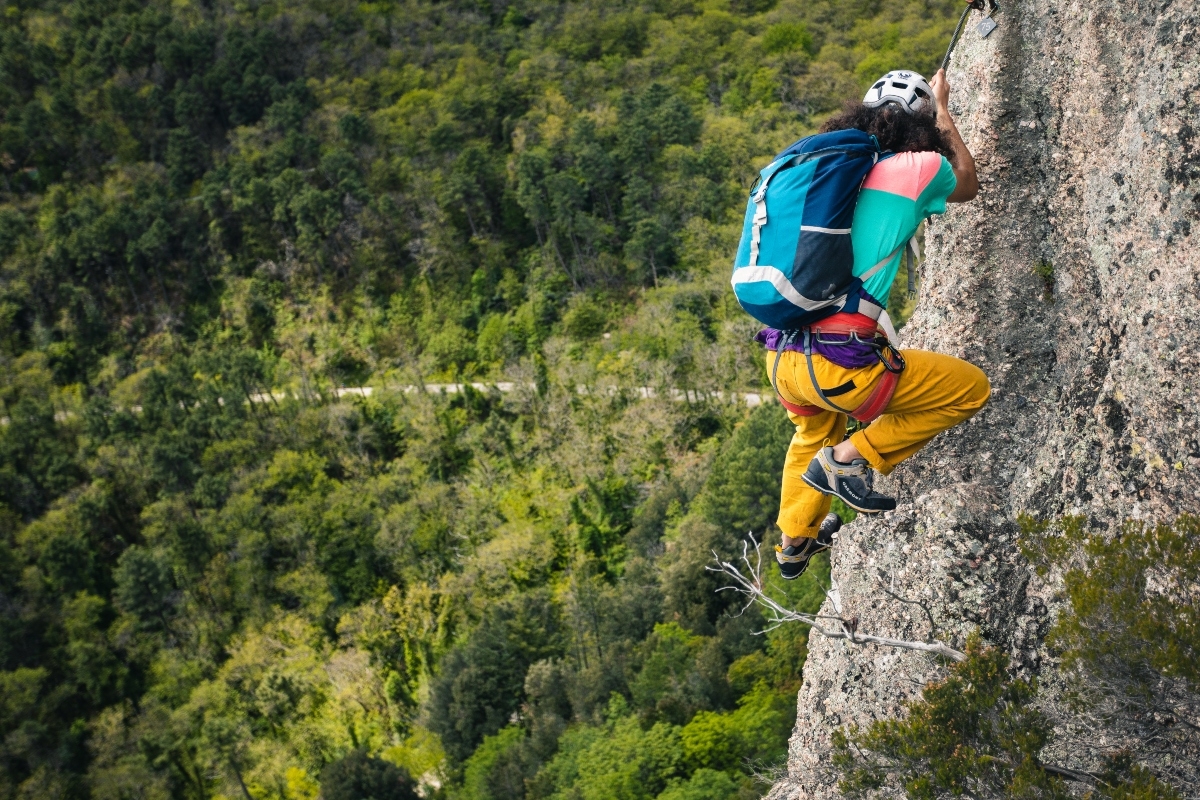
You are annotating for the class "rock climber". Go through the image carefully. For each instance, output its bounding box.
[764,69,990,579]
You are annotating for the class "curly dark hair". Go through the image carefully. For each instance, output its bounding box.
[819,101,956,160]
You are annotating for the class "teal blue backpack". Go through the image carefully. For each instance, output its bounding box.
[731,129,885,330]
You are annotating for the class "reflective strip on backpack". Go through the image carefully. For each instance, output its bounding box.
[799,225,852,234]
[748,194,853,268]
[730,266,833,311]
[735,242,904,317]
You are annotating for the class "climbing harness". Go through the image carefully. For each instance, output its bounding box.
[942,0,1001,71]
[803,327,903,421]
[769,314,905,424]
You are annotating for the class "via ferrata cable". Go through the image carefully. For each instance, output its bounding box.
[941,0,999,71]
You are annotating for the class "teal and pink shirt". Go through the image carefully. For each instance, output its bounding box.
[755,151,957,367]
[853,151,957,306]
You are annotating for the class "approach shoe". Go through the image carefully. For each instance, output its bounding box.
[801,446,896,514]
[776,513,841,580]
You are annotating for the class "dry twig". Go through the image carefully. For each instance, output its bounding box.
[708,534,966,662]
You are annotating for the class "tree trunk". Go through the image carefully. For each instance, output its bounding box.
[770,2,1200,795]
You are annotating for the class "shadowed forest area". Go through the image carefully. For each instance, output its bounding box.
[0,1,961,798]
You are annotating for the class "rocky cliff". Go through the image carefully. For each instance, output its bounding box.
[771,1,1200,795]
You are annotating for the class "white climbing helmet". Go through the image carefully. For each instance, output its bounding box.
[862,71,934,114]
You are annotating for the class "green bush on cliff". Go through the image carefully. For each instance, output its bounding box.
[832,634,1073,799]
[832,515,1199,798]
[1021,514,1200,731]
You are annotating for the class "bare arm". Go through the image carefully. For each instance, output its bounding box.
[930,68,978,203]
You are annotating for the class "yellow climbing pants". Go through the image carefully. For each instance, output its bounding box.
[767,348,990,539]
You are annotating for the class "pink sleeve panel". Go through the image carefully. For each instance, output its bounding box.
[860,152,945,200]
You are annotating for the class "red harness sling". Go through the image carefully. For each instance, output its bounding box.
[771,313,903,424]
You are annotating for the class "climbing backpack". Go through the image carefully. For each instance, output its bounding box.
[730,129,886,330]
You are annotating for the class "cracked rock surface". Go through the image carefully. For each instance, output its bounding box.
[769,1,1200,795]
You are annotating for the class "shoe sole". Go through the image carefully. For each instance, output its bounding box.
[780,546,836,579]
[801,472,890,515]
[778,565,807,580]
[777,537,833,580]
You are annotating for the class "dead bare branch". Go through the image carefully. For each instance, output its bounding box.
[708,534,966,662]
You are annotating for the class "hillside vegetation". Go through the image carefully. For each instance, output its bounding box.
[0,1,960,798]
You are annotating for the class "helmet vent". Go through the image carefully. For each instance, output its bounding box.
[861,70,932,114]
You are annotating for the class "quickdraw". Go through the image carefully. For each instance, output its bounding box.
[941,0,1000,71]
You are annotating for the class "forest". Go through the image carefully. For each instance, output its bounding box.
[9,1,1190,799]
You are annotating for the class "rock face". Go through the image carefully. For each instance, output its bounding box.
[771,1,1200,795]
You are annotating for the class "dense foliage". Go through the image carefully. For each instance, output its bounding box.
[0,0,963,798]
[321,751,420,800]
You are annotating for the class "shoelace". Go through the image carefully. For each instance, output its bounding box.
[826,451,874,489]
[858,465,875,492]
